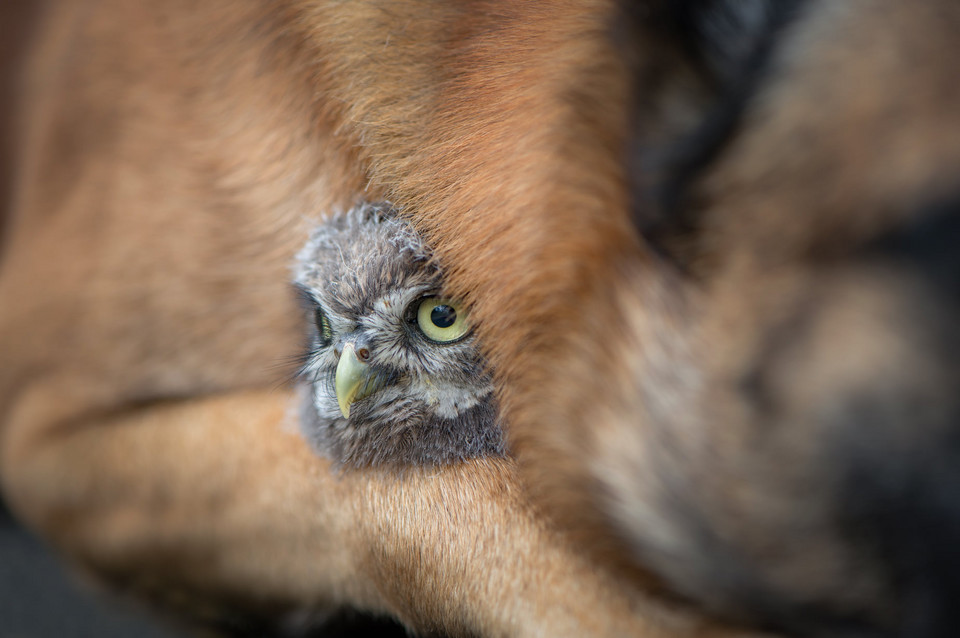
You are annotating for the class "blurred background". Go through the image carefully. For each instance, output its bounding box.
[0,496,188,638]
[0,495,412,637]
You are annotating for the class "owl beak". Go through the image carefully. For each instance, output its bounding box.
[335,342,378,419]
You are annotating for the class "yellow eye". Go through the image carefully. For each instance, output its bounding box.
[416,297,469,343]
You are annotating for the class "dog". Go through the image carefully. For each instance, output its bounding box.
[2,1,959,637]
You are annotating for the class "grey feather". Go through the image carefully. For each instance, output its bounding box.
[293,202,505,468]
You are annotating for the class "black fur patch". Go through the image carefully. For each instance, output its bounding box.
[835,397,960,638]
[622,0,810,258]
[865,198,960,306]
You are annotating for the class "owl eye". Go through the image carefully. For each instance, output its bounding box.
[416,297,469,343]
[315,306,333,346]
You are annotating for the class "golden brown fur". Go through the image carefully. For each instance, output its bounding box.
[0,0,715,635]
[3,0,960,636]
[492,2,960,635]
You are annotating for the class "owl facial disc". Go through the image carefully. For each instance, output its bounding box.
[294,202,505,467]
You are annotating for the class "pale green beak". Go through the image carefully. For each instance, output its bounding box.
[334,342,385,419]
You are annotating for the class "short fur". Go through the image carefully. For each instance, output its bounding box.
[294,203,504,467]
[2,0,960,637]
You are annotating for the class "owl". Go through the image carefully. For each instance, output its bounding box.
[293,203,505,467]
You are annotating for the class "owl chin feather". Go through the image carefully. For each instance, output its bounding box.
[294,202,507,468]
[301,389,504,468]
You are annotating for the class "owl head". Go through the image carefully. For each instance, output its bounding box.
[294,203,505,467]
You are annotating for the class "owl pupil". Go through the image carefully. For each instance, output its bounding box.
[430,305,457,328]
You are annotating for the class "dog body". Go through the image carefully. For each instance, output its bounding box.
[0,1,680,635]
[3,1,960,637]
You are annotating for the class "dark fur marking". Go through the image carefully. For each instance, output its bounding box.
[831,394,960,638]
[865,198,960,306]
[622,0,810,263]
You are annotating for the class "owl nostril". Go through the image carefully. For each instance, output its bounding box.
[356,347,371,362]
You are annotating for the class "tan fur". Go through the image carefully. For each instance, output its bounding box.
[0,0,750,635]
[494,0,960,633]
[4,0,960,635]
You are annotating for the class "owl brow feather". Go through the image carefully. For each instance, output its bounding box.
[292,282,320,311]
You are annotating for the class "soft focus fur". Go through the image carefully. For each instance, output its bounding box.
[2,0,960,637]
[0,1,694,636]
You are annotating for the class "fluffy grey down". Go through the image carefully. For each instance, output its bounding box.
[294,202,505,468]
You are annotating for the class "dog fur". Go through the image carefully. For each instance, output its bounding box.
[2,0,960,637]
